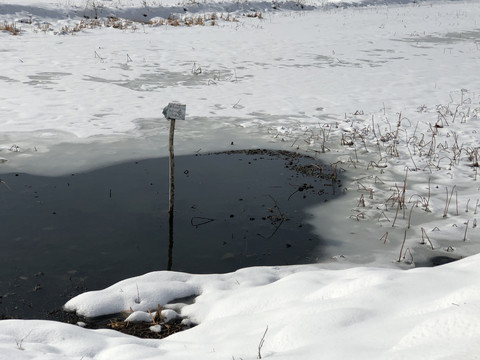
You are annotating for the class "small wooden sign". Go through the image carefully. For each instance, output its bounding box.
[163,103,186,120]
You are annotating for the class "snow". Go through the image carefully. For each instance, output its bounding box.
[149,324,162,333]
[124,311,155,323]
[3,259,480,359]
[1,0,480,358]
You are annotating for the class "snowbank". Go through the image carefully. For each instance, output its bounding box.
[2,255,480,359]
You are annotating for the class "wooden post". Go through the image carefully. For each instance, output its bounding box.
[167,119,175,271]
[163,103,185,271]
[167,119,175,270]
[168,118,176,217]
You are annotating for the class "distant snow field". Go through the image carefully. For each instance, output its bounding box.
[1,0,480,358]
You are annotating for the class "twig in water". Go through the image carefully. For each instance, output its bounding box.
[191,217,215,228]
[258,195,285,239]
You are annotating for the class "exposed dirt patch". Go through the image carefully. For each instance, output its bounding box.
[45,308,195,339]
[105,317,191,339]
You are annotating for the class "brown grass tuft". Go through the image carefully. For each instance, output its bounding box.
[1,22,20,35]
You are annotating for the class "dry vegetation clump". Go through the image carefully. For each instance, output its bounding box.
[0,22,20,35]
[18,10,246,34]
[245,11,263,19]
[59,17,138,33]
[104,16,135,30]
[35,23,51,33]
[267,89,480,265]
[181,13,238,27]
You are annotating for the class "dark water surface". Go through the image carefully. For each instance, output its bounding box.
[0,149,341,319]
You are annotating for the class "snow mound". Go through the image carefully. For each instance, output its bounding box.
[2,256,480,359]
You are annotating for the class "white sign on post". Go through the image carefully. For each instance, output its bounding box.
[163,103,186,120]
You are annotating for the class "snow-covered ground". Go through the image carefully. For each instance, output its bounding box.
[1,0,480,358]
